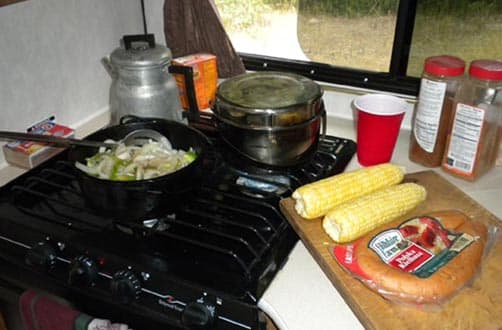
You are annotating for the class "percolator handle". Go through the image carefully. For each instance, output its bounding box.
[123,34,156,50]
[168,65,200,122]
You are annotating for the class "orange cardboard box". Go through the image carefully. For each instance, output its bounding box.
[171,53,218,111]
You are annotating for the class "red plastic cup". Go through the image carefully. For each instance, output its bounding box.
[354,94,408,166]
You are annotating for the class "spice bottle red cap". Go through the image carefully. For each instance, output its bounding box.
[469,59,502,81]
[424,55,465,77]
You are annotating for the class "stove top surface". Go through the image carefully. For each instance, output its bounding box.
[0,124,356,329]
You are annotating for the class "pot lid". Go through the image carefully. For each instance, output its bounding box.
[110,34,172,68]
[216,71,323,110]
[214,72,324,128]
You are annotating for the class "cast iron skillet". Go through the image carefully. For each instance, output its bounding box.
[68,116,212,221]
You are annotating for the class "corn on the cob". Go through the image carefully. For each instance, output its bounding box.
[292,163,404,219]
[322,182,427,243]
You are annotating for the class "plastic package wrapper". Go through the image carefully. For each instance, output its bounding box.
[2,117,74,169]
[330,210,499,310]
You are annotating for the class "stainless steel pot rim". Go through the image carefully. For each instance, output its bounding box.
[213,99,323,129]
[214,109,326,131]
[213,97,323,115]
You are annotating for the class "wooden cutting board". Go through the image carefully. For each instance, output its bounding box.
[280,170,502,330]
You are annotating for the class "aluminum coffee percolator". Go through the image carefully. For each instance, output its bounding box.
[103,34,184,124]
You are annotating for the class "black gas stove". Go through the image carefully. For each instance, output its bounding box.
[0,124,355,330]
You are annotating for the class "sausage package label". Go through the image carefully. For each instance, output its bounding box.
[332,216,475,279]
[369,229,435,272]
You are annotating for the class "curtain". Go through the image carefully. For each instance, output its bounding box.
[163,0,246,78]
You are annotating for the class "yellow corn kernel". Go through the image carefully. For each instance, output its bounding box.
[292,163,404,219]
[322,182,427,243]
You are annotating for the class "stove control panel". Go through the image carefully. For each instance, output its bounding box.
[1,235,260,330]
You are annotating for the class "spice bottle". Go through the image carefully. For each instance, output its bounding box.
[442,59,502,181]
[409,55,466,167]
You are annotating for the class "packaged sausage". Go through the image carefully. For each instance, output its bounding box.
[330,210,498,309]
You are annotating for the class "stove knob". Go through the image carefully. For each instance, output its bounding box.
[25,241,57,270]
[110,270,141,304]
[181,301,217,330]
[69,256,98,286]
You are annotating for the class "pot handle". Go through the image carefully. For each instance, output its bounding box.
[123,34,156,50]
[320,102,327,142]
[168,65,200,122]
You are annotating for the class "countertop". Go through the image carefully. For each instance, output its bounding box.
[258,116,502,330]
[1,114,501,330]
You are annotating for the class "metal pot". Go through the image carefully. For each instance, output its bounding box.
[103,34,184,125]
[68,116,211,221]
[212,71,326,167]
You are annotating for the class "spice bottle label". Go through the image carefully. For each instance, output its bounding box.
[413,78,447,152]
[444,103,485,175]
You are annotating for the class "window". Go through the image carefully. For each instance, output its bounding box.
[408,1,502,76]
[214,0,502,96]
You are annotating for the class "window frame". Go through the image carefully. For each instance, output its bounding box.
[239,0,420,96]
